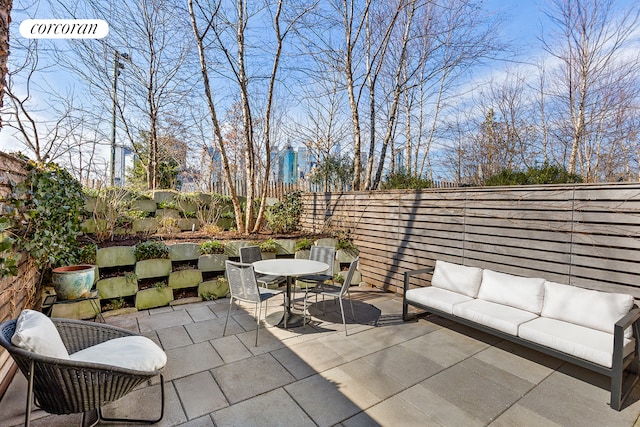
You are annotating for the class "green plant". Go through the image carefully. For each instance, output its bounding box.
[259,238,278,253]
[266,191,302,233]
[152,281,167,289]
[380,171,432,190]
[295,238,313,252]
[8,161,85,272]
[76,244,97,265]
[334,273,345,284]
[134,240,170,261]
[0,217,20,277]
[200,291,217,301]
[334,230,358,254]
[200,240,225,255]
[157,200,179,210]
[485,163,583,186]
[103,297,126,311]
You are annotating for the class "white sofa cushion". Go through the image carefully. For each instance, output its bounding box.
[431,260,483,298]
[452,299,538,336]
[541,281,634,336]
[405,286,473,315]
[70,336,167,372]
[519,317,635,368]
[478,270,545,314]
[11,310,69,359]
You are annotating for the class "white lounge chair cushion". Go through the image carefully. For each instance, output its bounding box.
[405,286,473,315]
[431,260,483,298]
[542,281,634,336]
[519,317,635,368]
[11,310,69,359]
[478,270,545,314]
[70,336,167,372]
[452,299,538,335]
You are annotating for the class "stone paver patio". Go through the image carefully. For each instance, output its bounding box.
[2,285,640,426]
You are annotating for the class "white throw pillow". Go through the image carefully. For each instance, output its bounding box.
[431,260,483,297]
[478,269,546,314]
[70,336,167,372]
[541,281,634,335]
[11,309,69,359]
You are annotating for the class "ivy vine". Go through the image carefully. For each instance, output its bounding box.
[8,161,86,273]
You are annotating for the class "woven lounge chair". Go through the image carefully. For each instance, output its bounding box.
[0,314,166,427]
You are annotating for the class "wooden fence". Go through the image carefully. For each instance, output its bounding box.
[0,152,38,399]
[300,183,640,299]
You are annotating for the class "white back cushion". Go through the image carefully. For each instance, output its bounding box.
[70,336,167,372]
[478,270,545,314]
[541,281,634,335]
[11,309,69,359]
[431,260,483,297]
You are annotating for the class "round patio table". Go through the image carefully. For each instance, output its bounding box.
[253,258,329,328]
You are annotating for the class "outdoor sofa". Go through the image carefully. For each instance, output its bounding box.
[403,260,640,411]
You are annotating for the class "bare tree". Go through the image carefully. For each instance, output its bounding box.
[541,0,640,180]
[52,0,194,189]
[189,0,309,234]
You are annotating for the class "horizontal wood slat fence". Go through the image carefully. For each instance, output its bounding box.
[300,183,640,299]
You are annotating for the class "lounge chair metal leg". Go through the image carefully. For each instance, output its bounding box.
[25,360,34,427]
[97,374,165,424]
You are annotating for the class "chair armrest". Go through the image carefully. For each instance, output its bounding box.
[615,307,640,332]
[403,267,435,292]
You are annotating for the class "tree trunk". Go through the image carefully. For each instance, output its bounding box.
[0,0,12,129]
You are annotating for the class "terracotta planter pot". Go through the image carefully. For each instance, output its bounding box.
[52,265,96,300]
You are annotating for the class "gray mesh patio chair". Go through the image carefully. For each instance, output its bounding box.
[297,245,336,309]
[304,257,359,335]
[223,260,284,346]
[0,316,165,427]
[239,246,286,288]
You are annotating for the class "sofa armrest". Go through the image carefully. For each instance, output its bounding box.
[403,267,435,293]
[615,307,640,332]
[402,267,435,321]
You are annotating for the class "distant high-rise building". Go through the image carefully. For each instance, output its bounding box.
[115,145,133,186]
[278,146,298,184]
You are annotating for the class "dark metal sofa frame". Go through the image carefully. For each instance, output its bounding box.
[402,267,640,411]
[0,318,165,426]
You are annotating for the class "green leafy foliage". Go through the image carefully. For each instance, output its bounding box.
[485,163,583,186]
[380,172,432,190]
[295,238,313,252]
[134,240,170,261]
[266,191,302,233]
[9,161,85,271]
[200,240,225,255]
[0,217,20,277]
[258,238,278,253]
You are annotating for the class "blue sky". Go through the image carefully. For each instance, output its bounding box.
[1,0,638,160]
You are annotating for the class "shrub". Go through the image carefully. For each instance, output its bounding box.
[259,238,278,253]
[8,161,85,271]
[295,238,313,252]
[200,240,225,255]
[380,172,432,190]
[485,163,583,186]
[134,240,170,261]
[266,191,302,233]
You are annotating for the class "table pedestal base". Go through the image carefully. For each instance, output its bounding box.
[265,311,307,328]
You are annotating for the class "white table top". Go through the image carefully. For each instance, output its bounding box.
[253,259,329,277]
